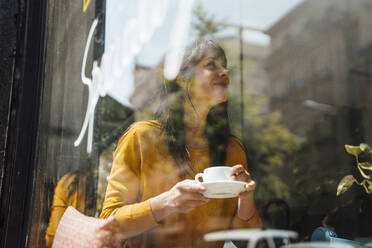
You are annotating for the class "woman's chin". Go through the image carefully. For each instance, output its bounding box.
[213,89,228,103]
[211,95,228,105]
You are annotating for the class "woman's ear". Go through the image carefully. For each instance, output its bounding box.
[176,75,187,90]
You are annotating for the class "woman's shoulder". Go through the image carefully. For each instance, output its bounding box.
[115,120,164,151]
[54,173,77,197]
[59,173,77,187]
[118,120,163,144]
[127,120,163,134]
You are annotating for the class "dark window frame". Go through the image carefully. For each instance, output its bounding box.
[0,0,47,247]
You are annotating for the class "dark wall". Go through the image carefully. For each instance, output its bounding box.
[0,0,17,190]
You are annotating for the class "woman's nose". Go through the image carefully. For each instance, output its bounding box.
[219,68,229,77]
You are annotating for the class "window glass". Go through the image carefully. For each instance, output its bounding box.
[28,0,372,247]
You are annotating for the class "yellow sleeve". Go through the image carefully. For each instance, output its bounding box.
[100,126,159,238]
[227,137,263,230]
[45,175,76,247]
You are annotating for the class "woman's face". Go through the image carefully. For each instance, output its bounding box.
[186,49,229,109]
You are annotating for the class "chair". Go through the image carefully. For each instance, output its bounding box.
[204,229,298,248]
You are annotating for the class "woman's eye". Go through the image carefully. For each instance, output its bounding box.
[206,62,216,69]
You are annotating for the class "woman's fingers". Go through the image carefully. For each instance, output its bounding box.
[176,180,206,192]
[245,180,256,192]
[176,181,209,201]
[230,164,251,182]
[231,164,245,175]
[230,173,250,181]
[230,165,257,199]
[238,180,256,199]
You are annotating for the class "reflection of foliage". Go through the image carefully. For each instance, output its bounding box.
[292,108,371,199]
[255,174,290,201]
[229,93,300,206]
[289,114,349,226]
[288,107,372,238]
[136,109,156,121]
[242,94,299,168]
[96,143,115,216]
[229,94,299,168]
[337,143,372,195]
[192,2,227,38]
[98,96,134,151]
[100,96,134,123]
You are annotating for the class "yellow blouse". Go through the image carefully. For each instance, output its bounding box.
[45,174,86,247]
[100,120,262,248]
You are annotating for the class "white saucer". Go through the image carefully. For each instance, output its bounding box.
[200,181,246,199]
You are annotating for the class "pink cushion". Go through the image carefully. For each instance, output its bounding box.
[52,206,122,248]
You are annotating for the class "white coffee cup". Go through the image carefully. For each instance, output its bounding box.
[195,166,233,183]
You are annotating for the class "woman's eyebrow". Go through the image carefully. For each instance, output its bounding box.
[205,56,219,61]
[205,57,227,67]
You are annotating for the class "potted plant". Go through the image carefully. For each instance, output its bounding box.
[337,143,372,196]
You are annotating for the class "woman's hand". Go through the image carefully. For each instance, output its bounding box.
[230,164,256,199]
[94,217,123,248]
[150,179,209,222]
[230,164,258,222]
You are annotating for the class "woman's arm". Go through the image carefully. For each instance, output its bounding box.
[46,194,67,247]
[100,128,160,238]
[100,127,210,238]
[45,175,74,247]
[230,165,262,228]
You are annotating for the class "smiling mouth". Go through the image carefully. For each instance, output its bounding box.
[214,81,229,87]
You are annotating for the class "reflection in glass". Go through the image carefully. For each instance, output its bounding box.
[26,0,372,247]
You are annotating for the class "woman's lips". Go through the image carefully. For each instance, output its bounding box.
[214,80,229,87]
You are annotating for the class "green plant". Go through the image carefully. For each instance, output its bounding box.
[192,2,227,38]
[337,143,372,195]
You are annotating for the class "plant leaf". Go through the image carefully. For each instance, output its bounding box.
[360,143,371,153]
[345,145,361,156]
[368,180,372,194]
[337,175,356,196]
[360,180,372,194]
[359,162,372,171]
[358,164,371,179]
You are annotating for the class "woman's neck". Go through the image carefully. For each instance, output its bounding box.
[184,100,210,149]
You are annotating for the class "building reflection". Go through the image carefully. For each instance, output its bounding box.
[264,0,372,240]
[265,0,372,136]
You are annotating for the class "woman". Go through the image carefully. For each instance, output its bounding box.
[45,172,88,247]
[100,39,262,247]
